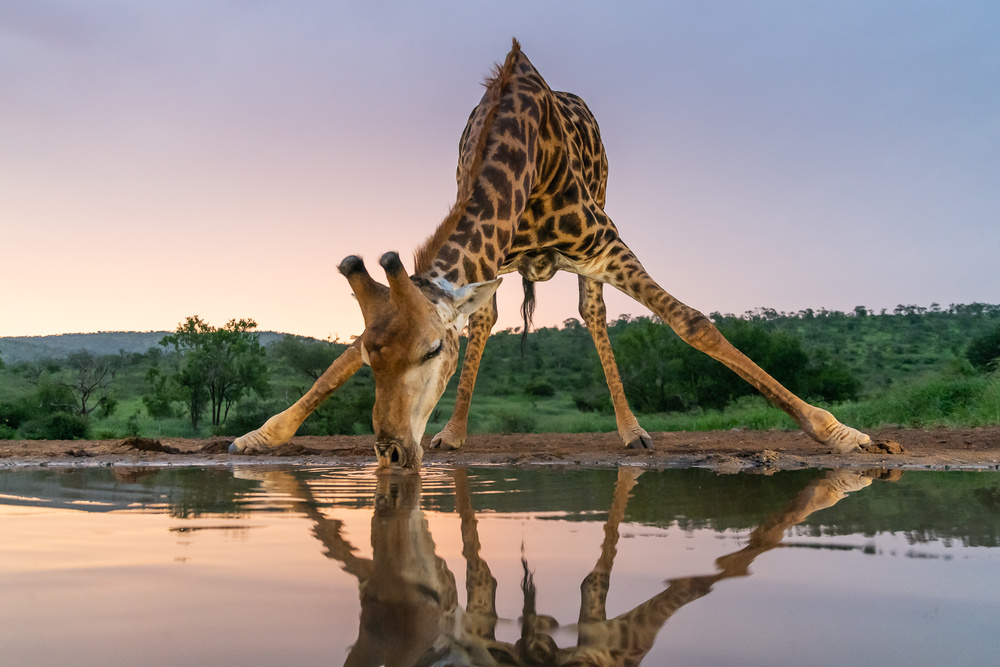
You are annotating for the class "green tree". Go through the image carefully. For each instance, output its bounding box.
[613,318,693,412]
[967,324,1000,372]
[306,375,376,435]
[270,335,344,380]
[0,375,89,439]
[614,317,858,413]
[159,316,270,429]
[142,366,179,419]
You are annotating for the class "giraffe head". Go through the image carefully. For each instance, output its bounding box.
[340,252,500,469]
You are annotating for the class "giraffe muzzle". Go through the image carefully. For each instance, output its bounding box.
[375,441,411,468]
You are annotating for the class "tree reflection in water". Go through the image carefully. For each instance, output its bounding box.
[248,467,892,666]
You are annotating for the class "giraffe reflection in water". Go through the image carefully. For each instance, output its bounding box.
[251,468,892,666]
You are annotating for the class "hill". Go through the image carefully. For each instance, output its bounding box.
[0,331,301,364]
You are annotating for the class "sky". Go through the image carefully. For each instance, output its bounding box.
[2,1,998,340]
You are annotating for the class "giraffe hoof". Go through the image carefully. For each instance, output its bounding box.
[429,431,464,450]
[827,425,871,454]
[229,440,265,454]
[625,432,653,450]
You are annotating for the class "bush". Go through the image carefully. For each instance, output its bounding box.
[572,387,612,413]
[491,410,537,434]
[39,412,89,440]
[525,378,556,397]
[98,397,119,419]
[615,317,860,412]
[125,411,142,437]
[0,400,33,430]
[0,424,17,439]
[218,395,288,437]
[804,354,860,403]
[967,325,1000,372]
[305,372,375,435]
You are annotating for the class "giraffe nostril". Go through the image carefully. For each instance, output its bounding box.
[376,442,406,467]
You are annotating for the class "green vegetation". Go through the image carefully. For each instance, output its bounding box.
[1,303,999,440]
[152,316,269,429]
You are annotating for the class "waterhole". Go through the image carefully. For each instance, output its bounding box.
[1,465,998,665]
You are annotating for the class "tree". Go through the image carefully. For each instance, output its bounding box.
[142,366,179,419]
[614,317,858,413]
[159,316,270,429]
[270,335,344,380]
[57,351,126,418]
[967,324,1000,372]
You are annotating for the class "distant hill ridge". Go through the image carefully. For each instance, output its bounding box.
[0,331,305,364]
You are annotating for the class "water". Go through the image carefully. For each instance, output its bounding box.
[1,465,999,666]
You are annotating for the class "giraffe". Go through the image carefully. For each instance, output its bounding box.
[230,39,871,468]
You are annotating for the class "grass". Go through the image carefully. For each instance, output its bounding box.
[428,370,1000,438]
[91,397,205,439]
[8,368,1000,441]
[836,371,1000,429]
[424,392,798,437]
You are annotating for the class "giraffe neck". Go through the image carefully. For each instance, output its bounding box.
[422,201,518,286]
[415,42,547,288]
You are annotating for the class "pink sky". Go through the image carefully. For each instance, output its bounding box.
[3,2,998,339]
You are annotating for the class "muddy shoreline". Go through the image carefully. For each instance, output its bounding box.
[2,426,999,472]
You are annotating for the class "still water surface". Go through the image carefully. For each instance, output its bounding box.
[1,465,999,666]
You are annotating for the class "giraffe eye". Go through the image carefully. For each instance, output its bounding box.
[423,340,443,362]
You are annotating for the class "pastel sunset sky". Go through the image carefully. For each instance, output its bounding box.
[3,1,998,340]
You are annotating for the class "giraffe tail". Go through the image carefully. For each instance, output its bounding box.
[520,277,536,354]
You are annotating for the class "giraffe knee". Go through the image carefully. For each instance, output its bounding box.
[676,312,722,351]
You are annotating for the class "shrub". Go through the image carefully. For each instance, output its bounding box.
[524,379,556,397]
[491,410,537,434]
[125,411,142,437]
[967,325,1000,372]
[40,412,89,440]
[0,400,33,430]
[804,354,860,403]
[572,388,612,413]
[306,373,375,435]
[218,395,278,437]
[615,317,861,412]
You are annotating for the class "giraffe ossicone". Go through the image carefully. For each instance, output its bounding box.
[231,39,871,467]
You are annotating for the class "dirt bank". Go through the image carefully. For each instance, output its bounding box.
[1,426,999,472]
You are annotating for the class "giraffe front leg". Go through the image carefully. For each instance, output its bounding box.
[430,295,497,450]
[596,243,870,453]
[229,339,364,453]
[578,276,652,449]
[659,294,869,452]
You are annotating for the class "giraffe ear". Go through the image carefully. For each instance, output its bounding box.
[448,278,502,318]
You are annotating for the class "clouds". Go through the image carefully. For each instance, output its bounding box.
[2,2,998,338]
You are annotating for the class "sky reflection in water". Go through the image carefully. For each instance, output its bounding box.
[1,465,999,666]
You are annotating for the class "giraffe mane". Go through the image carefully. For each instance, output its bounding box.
[413,38,522,277]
